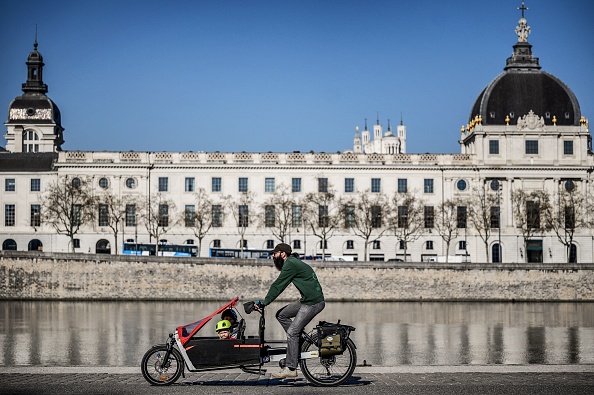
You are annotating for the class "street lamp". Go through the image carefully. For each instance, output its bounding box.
[490,179,502,263]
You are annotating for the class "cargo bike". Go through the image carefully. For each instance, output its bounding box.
[141,296,357,386]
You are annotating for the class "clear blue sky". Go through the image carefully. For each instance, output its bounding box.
[1,0,593,154]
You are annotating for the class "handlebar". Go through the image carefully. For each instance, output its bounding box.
[243,301,264,315]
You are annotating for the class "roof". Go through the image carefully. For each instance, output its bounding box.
[0,152,57,172]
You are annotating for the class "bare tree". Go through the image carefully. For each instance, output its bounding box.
[387,191,425,261]
[261,184,297,244]
[183,188,216,257]
[98,191,133,255]
[467,184,499,263]
[545,181,585,263]
[512,189,552,263]
[224,191,256,257]
[339,190,389,261]
[138,193,177,255]
[434,199,462,263]
[42,176,97,252]
[302,183,340,260]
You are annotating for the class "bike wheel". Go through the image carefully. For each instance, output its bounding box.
[299,334,357,386]
[141,345,184,385]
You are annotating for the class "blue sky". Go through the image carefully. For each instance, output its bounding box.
[1,0,593,154]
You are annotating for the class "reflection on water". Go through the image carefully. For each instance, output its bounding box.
[0,301,592,367]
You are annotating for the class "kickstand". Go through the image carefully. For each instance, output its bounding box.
[240,365,266,375]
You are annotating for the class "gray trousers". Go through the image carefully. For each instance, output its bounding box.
[276,300,325,370]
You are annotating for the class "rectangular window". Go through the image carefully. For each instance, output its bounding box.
[185,205,196,227]
[212,177,222,192]
[564,140,574,155]
[565,206,575,229]
[125,204,136,226]
[344,204,355,228]
[345,178,354,193]
[399,240,406,250]
[320,240,328,250]
[426,240,434,250]
[266,240,275,249]
[293,240,301,249]
[73,239,81,249]
[397,178,408,193]
[459,241,467,250]
[72,204,82,226]
[238,177,248,192]
[5,178,15,192]
[158,204,169,227]
[318,205,329,227]
[424,179,434,194]
[158,177,168,192]
[372,240,381,250]
[98,204,109,227]
[489,140,500,155]
[238,205,249,227]
[213,239,221,248]
[212,205,222,227]
[490,206,500,228]
[265,205,275,227]
[397,206,408,228]
[318,178,328,193]
[457,206,467,228]
[31,178,41,192]
[371,205,382,228]
[265,178,275,192]
[424,206,434,228]
[5,204,15,226]
[185,177,195,192]
[291,178,302,193]
[527,201,540,229]
[292,204,302,227]
[525,140,539,155]
[371,178,381,193]
[346,240,354,249]
[31,204,41,227]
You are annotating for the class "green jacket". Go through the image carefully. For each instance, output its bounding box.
[263,256,324,306]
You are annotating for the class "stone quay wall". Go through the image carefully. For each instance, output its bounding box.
[1,252,593,301]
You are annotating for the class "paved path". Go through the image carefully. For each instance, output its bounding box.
[1,366,593,395]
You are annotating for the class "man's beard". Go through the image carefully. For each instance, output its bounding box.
[274,257,284,271]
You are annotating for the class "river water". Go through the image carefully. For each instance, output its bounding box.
[0,301,593,367]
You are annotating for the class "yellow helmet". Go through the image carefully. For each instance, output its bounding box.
[215,319,232,332]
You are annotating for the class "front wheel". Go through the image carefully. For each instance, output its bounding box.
[299,334,357,386]
[141,345,184,385]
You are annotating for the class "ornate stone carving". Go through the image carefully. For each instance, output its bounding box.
[517,110,545,130]
[9,108,52,120]
[515,17,530,42]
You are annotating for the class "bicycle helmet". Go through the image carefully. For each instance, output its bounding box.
[221,309,237,322]
[215,319,232,332]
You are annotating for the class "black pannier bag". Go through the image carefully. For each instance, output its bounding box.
[315,320,355,357]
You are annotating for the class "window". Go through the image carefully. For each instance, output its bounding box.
[125,178,136,189]
[527,201,540,229]
[185,239,195,245]
[293,240,301,249]
[344,205,355,228]
[564,140,574,155]
[459,241,467,250]
[525,140,539,155]
[213,239,221,248]
[371,178,381,193]
[265,178,275,192]
[492,244,501,263]
[73,239,81,249]
[185,205,196,227]
[242,240,248,248]
[371,205,382,228]
[212,177,222,192]
[457,179,467,191]
[238,177,248,192]
[292,205,302,227]
[399,240,406,250]
[238,205,249,227]
[98,204,109,227]
[158,204,169,227]
[30,178,41,192]
[565,206,575,229]
[185,177,195,192]
[125,204,136,226]
[5,178,15,192]
[426,240,434,250]
[397,179,407,193]
[424,206,434,228]
[212,205,222,227]
[489,140,500,155]
[292,178,301,193]
[158,177,168,192]
[457,206,467,228]
[318,178,328,193]
[345,178,354,193]
[319,240,328,250]
[22,129,39,153]
[318,205,329,227]
[72,177,81,189]
[346,240,354,249]
[98,177,109,189]
[397,206,408,228]
[490,206,500,228]
[569,244,577,263]
[72,204,82,226]
[5,204,15,226]
[266,240,275,249]
[30,204,41,227]
[372,240,381,250]
[424,179,434,194]
[265,205,275,227]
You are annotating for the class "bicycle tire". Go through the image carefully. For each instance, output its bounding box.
[141,345,184,385]
[299,333,357,386]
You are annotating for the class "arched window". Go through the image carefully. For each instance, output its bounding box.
[22,130,39,153]
[28,239,43,251]
[569,244,577,263]
[492,243,501,263]
[2,239,17,250]
[96,239,111,254]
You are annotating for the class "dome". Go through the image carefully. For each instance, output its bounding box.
[470,18,581,127]
[7,94,61,125]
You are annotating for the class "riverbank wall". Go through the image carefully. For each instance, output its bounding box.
[1,252,593,301]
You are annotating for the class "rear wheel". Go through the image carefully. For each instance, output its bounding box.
[299,334,357,386]
[141,345,184,385]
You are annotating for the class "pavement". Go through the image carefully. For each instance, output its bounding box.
[1,365,593,395]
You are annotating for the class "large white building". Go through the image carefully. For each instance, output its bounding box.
[0,10,591,263]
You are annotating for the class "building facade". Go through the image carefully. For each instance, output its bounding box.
[1,11,591,263]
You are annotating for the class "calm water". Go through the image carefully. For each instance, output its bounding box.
[0,301,593,367]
